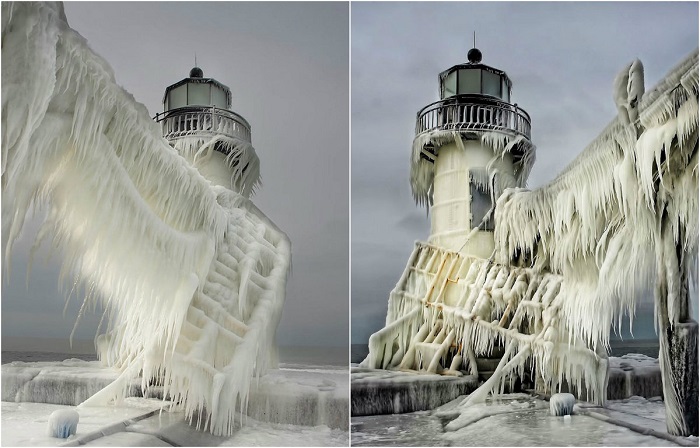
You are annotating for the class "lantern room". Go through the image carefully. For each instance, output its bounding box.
[162,66,232,111]
[439,48,512,102]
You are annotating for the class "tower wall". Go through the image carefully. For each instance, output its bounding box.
[429,138,515,259]
[187,150,234,189]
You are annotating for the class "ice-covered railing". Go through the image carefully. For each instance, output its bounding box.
[491,49,698,435]
[415,94,531,140]
[156,106,252,143]
[1,2,290,436]
[362,242,609,407]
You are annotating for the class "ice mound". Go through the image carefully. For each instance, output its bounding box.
[550,393,575,416]
[48,409,79,438]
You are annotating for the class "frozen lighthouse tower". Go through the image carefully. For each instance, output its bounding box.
[2,2,294,438]
[155,66,260,196]
[363,47,537,375]
[412,47,535,257]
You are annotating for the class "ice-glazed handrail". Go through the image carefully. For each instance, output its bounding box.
[156,106,252,143]
[415,94,531,140]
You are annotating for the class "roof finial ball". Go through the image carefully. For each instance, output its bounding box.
[467,47,482,64]
[190,66,204,78]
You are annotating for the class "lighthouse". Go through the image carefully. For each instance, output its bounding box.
[155,67,260,197]
[411,48,535,258]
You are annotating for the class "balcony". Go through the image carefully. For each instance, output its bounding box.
[415,94,531,141]
[155,106,251,143]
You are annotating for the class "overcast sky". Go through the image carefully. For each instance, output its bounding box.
[351,2,699,344]
[2,2,349,350]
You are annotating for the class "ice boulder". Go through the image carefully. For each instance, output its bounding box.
[48,409,79,438]
[549,393,575,416]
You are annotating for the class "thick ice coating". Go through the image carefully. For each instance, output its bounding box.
[549,393,575,417]
[1,2,291,436]
[47,409,79,438]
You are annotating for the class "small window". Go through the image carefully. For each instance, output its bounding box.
[469,168,494,231]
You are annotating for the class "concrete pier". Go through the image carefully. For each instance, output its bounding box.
[2,360,348,430]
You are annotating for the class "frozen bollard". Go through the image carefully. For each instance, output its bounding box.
[549,393,575,416]
[48,409,79,438]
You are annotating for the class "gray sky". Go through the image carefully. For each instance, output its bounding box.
[351,2,699,344]
[2,2,349,350]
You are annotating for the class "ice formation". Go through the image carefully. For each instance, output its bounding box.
[47,409,79,438]
[170,134,260,197]
[410,130,535,208]
[363,49,698,435]
[549,393,575,416]
[2,2,291,436]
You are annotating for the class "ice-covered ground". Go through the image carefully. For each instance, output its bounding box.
[1,399,166,447]
[352,393,698,447]
[2,350,349,446]
[2,400,348,447]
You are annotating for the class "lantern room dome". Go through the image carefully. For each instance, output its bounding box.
[189,66,204,78]
[467,48,482,63]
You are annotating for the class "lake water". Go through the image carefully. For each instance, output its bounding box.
[351,339,660,364]
[2,338,348,367]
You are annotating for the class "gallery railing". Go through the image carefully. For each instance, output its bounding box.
[155,106,251,143]
[415,95,531,140]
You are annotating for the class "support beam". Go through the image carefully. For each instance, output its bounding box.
[667,320,698,436]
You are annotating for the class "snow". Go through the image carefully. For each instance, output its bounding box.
[47,409,79,438]
[2,2,291,436]
[549,393,575,416]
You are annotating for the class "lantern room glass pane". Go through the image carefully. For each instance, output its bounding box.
[443,71,457,98]
[188,83,210,106]
[483,70,501,98]
[502,78,510,102]
[457,69,481,94]
[211,86,228,108]
[168,85,187,110]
